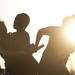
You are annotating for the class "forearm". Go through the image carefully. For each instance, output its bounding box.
[35,28,49,46]
[35,29,43,46]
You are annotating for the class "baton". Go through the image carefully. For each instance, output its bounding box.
[35,44,44,52]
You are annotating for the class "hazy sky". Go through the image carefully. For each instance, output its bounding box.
[0,0,75,43]
[0,0,75,63]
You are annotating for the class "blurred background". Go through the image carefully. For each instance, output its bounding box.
[0,0,75,74]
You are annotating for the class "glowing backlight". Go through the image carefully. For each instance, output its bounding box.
[64,19,75,42]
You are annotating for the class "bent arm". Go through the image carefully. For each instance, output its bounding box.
[35,26,58,46]
[35,27,51,47]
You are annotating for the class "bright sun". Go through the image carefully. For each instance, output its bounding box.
[1,0,75,74]
[64,17,75,74]
[64,18,75,43]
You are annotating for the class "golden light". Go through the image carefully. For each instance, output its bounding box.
[64,17,75,43]
[64,16,75,74]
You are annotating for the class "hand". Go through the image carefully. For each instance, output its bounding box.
[36,44,44,51]
[30,43,44,53]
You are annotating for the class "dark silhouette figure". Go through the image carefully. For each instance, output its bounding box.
[0,21,7,49]
[0,21,8,75]
[7,13,38,75]
[35,16,75,75]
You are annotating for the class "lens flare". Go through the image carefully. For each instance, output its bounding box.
[64,21,75,43]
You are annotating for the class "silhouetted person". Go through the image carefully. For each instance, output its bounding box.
[0,21,7,49]
[7,13,38,75]
[0,21,8,75]
[35,16,75,75]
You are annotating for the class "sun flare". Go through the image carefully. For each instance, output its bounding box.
[64,18,75,74]
[64,18,75,43]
